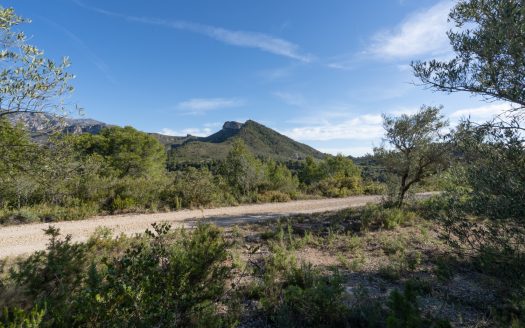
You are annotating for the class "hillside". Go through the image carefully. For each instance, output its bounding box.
[169,120,326,162]
[8,113,325,162]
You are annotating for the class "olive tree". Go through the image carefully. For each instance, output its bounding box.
[374,106,450,207]
[0,7,74,118]
[0,6,76,199]
[412,0,525,111]
[412,0,525,290]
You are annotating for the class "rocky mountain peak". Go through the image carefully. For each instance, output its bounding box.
[222,121,244,130]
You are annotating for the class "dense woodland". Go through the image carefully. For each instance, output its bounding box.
[0,119,381,224]
[1,0,525,327]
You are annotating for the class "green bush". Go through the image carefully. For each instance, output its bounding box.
[257,191,292,203]
[0,203,100,225]
[260,160,299,196]
[162,168,231,209]
[80,223,234,327]
[363,182,387,195]
[299,155,364,197]
[0,306,45,328]
[103,176,165,213]
[248,243,353,327]
[9,226,87,326]
[5,223,236,327]
[361,205,416,230]
[219,139,264,199]
[275,264,351,328]
[386,281,451,328]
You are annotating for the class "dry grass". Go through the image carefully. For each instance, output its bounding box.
[224,208,500,327]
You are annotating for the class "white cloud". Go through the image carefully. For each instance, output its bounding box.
[159,127,213,137]
[450,103,514,121]
[369,1,453,59]
[177,97,244,115]
[318,146,374,157]
[74,1,313,62]
[281,114,384,141]
[190,24,314,63]
[326,61,355,71]
[388,106,420,116]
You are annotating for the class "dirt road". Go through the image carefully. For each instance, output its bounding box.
[0,194,434,258]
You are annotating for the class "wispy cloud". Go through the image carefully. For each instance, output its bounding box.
[450,103,514,121]
[159,127,213,137]
[281,114,383,141]
[74,0,313,62]
[318,146,374,157]
[177,97,244,115]
[388,106,420,116]
[326,53,360,71]
[38,16,116,84]
[368,1,453,59]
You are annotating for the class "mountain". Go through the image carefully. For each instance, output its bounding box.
[8,112,108,137]
[7,113,325,162]
[168,120,325,162]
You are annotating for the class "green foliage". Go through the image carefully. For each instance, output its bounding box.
[83,223,233,327]
[0,306,45,328]
[162,167,232,208]
[453,122,525,221]
[169,120,325,163]
[250,248,353,328]
[437,121,525,288]
[71,126,167,179]
[4,223,235,327]
[386,281,451,328]
[299,155,363,197]
[0,6,74,119]
[260,160,299,196]
[410,3,525,314]
[375,106,450,207]
[275,264,351,328]
[412,0,525,107]
[9,226,86,326]
[361,205,417,230]
[220,139,264,200]
[0,203,99,224]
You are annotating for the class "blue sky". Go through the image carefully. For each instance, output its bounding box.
[5,0,510,156]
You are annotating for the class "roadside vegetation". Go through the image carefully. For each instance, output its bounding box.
[1,0,525,327]
[0,123,378,225]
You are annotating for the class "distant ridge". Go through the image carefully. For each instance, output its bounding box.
[167,120,325,162]
[7,112,108,140]
[7,113,326,162]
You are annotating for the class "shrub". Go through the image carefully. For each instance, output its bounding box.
[299,155,364,197]
[386,281,451,328]
[275,264,351,328]
[9,226,87,326]
[261,160,299,196]
[219,139,264,199]
[104,176,165,213]
[81,223,234,327]
[0,306,45,328]
[5,223,236,327]
[0,203,100,225]
[257,191,291,203]
[162,168,228,209]
[361,205,416,230]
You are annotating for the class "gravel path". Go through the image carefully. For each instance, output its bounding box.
[0,194,434,258]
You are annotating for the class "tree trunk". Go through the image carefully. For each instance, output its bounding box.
[397,175,407,208]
